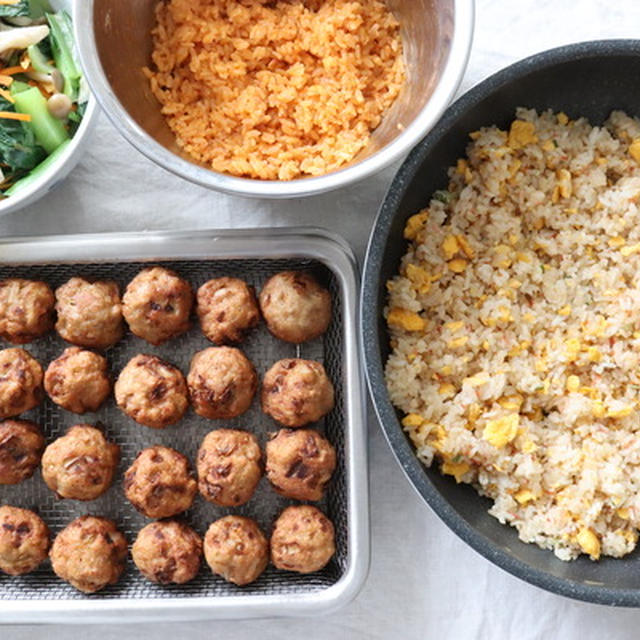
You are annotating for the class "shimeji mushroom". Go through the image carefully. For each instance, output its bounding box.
[0,25,48,55]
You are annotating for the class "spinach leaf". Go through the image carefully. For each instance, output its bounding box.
[0,96,46,172]
[0,0,29,18]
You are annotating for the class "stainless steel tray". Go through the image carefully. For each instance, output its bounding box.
[0,227,368,623]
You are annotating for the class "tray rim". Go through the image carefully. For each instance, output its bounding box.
[0,226,370,623]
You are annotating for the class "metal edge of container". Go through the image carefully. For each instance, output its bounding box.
[0,226,370,623]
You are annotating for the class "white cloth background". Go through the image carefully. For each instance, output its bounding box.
[3,0,640,637]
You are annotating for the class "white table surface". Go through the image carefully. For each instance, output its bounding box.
[3,0,640,637]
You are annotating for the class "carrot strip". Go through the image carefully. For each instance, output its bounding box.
[0,111,32,122]
[0,75,13,86]
[0,88,15,104]
[0,66,33,75]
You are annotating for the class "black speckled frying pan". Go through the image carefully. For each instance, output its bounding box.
[362,40,640,606]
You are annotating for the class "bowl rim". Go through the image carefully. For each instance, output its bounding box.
[361,38,640,607]
[73,0,474,199]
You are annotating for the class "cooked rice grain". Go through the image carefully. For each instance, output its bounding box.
[385,108,640,561]
[145,0,405,180]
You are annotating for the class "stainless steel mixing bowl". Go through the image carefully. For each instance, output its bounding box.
[73,0,473,198]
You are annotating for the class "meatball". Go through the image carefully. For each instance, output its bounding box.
[196,277,260,344]
[261,359,334,427]
[115,354,188,428]
[0,419,44,484]
[55,277,123,350]
[271,505,335,574]
[187,347,257,420]
[50,516,127,593]
[197,429,262,507]
[44,347,111,414]
[259,271,331,343]
[132,520,202,585]
[0,506,49,575]
[124,445,197,519]
[41,424,119,501]
[0,348,43,420]
[122,266,193,345]
[266,429,336,501]
[0,279,54,344]
[204,516,268,586]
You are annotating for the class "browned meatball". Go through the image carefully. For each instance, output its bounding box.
[50,516,127,593]
[197,429,262,507]
[271,505,335,574]
[124,445,197,519]
[204,516,268,586]
[0,279,54,344]
[0,348,43,420]
[259,271,331,343]
[266,429,336,501]
[197,277,260,344]
[187,347,257,420]
[261,359,334,428]
[0,419,44,484]
[41,424,119,501]
[115,354,188,428]
[44,347,111,414]
[0,506,49,575]
[55,277,123,350]
[122,267,193,345]
[132,520,202,585]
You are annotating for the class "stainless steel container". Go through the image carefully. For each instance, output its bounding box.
[0,227,368,623]
[73,0,474,198]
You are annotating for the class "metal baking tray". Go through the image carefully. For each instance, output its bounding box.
[0,227,368,623]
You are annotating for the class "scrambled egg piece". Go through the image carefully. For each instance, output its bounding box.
[576,527,601,560]
[482,414,519,448]
[442,234,459,260]
[630,138,640,163]
[441,459,470,483]
[402,413,424,428]
[514,489,536,505]
[387,308,425,331]
[404,211,428,240]
[508,120,538,149]
[405,263,431,294]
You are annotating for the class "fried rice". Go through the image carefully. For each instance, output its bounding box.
[385,108,640,561]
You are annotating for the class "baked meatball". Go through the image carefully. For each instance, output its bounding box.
[0,348,43,420]
[261,359,334,428]
[0,506,49,575]
[197,429,262,507]
[0,419,44,484]
[259,271,331,343]
[271,505,335,574]
[197,277,260,344]
[132,520,202,585]
[44,347,111,414]
[122,267,193,345]
[187,347,257,420]
[266,429,336,501]
[41,424,119,501]
[204,516,268,586]
[124,445,197,518]
[55,277,123,350]
[0,279,54,344]
[115,354,188,428]
[50,516,127,593]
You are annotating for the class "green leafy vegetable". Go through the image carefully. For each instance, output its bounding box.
[433,189,453,204]
[28,43,55,74]
[46,11,80,100]
[5,138,69,195]
[0,0,29,18]
[0,95,45,174]
[0,0,51,19]
[11,85,69,154]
